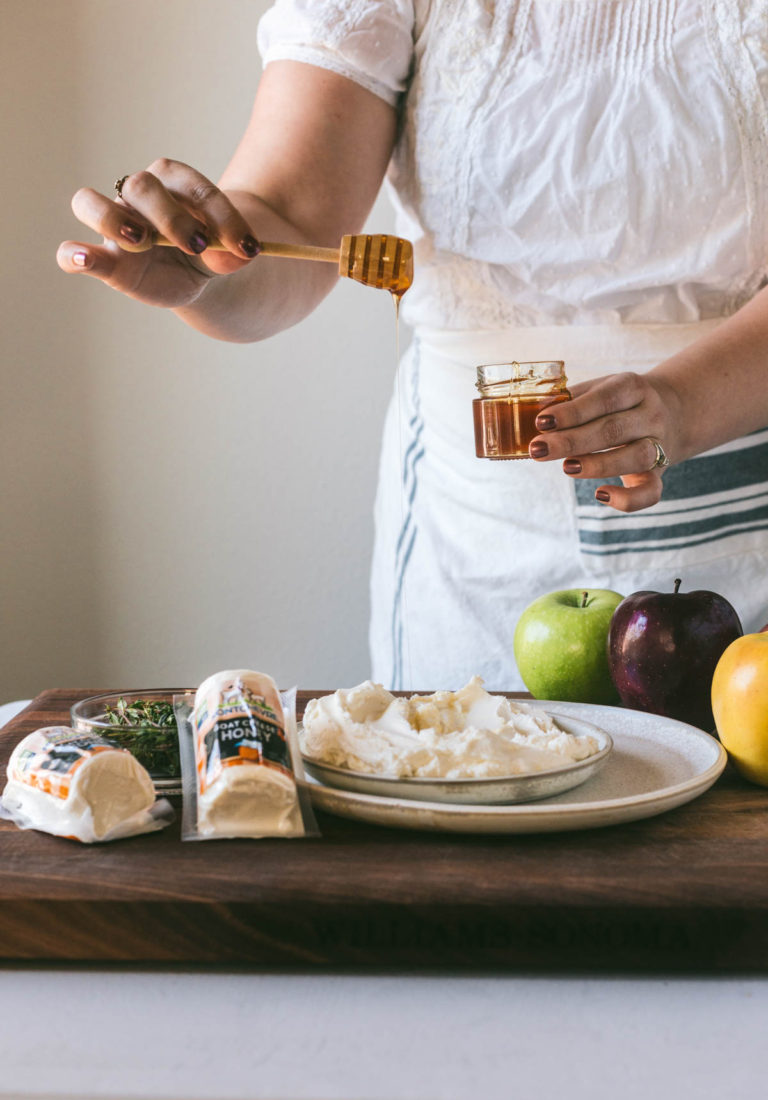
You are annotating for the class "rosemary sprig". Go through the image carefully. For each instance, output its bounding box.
[104,697,176,729]
[102,697,179,777]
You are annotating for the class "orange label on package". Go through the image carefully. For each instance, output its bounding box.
[9,727,120,801]
[193,675,292,794]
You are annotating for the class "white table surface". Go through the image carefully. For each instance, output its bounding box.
[0,700,31,728]
[0,971,766,1099]
[1,701,765,1099]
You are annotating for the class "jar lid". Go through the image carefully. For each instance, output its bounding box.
[475,360,566,395]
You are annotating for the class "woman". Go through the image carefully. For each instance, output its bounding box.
[57,1,768,689]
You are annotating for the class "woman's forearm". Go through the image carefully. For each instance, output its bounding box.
[176,62,398,344]
[172,191,340,343]
[650,285,768,459]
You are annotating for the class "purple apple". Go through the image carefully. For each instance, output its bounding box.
[607,578,743,731]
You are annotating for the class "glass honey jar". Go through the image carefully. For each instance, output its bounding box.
[473,360,571,460]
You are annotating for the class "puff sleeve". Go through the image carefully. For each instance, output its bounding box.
[257,0,414,106]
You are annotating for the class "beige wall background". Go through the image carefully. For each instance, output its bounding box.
[0,0,401,701]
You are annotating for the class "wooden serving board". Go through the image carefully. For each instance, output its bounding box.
[1,688,768,972]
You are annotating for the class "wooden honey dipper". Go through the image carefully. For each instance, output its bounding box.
[146,231,414,295]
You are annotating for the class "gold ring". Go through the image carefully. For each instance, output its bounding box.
[114,175,129,200]
[647,437,670,470]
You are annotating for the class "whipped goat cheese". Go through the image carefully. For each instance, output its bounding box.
[1,726,165,842]
[300,677,600,779]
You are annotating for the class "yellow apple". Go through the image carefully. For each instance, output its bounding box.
[711,632,768,786]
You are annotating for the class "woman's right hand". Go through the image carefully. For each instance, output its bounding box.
[56,158,261,309]
[57,62,397,341]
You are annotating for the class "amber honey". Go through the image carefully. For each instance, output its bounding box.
[472,361,571,460]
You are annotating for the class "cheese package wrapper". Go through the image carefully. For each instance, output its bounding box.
[176,669,318,839]
[0,727,174,843]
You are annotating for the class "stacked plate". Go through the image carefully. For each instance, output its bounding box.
[301,703,727,835]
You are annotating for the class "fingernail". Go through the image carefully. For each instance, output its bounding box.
[529,441,549,458]
[188,231,209,253]
[536,414,557,431]
[239,234,260,258]
[120,222,145,244]
[72,251,90,268]
[595,489,611,503]
[563,458,582,474]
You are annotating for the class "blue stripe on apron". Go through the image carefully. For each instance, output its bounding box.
[391,339,424,688]
[573,430,768,557]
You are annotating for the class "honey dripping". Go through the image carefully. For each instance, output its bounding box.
[392,282,412,688]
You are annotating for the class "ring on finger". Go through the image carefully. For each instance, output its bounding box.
[646,437,670,471]
[114,175,130,200]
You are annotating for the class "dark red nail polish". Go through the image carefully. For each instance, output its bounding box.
[595,489,611,503]
[120,222,145,244]
[563,458,582,474]
[239,235,260,258]
[189,231,209,253]
[536,414,556,431]
[529,441,549,458]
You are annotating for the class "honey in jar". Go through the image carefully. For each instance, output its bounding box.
[473,360,571,460]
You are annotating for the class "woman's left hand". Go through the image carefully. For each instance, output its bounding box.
[528,371,680,512]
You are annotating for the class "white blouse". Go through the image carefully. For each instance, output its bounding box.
[258,0,768,331]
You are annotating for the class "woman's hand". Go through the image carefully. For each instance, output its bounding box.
[56,64,396,342]
[528,371,681,512]
[56,159,260,309]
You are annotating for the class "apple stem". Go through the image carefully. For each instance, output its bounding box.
[674,578,681,595]
[581,591,589,608]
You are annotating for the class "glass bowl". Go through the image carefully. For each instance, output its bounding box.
[70,689,189,790]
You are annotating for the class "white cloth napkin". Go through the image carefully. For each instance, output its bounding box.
[0,700,32,730]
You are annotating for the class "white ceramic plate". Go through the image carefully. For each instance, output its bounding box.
[304,701,727,834]
[302,713,612,804]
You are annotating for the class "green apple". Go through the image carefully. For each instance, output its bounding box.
[513,588,624,703]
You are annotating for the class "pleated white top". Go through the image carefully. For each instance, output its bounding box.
[259,0,768,331]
